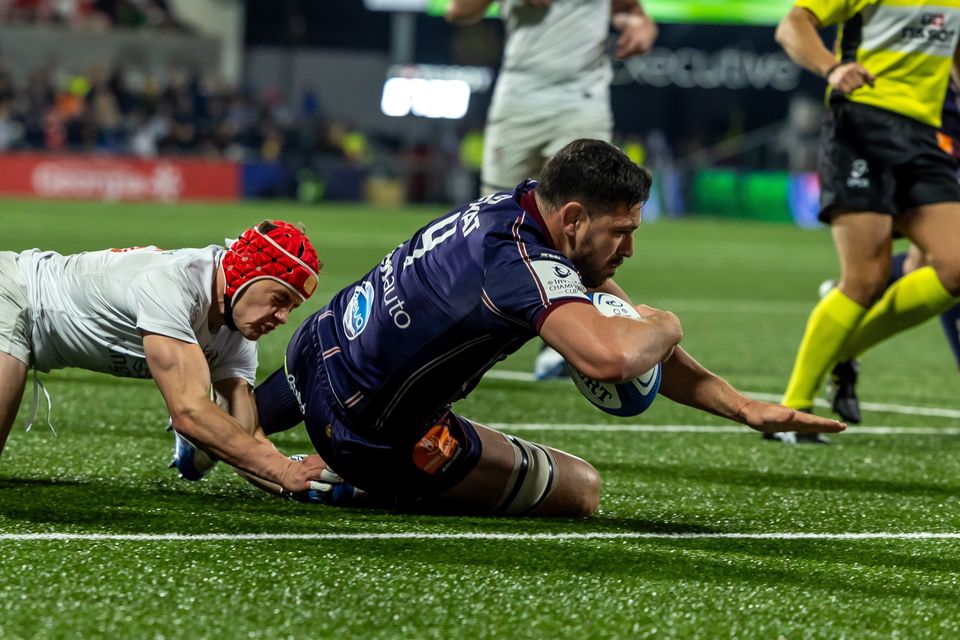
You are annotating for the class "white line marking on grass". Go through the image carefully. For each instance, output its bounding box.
[489,423,960,435]
[3,532,960,542]
[483,371,960,419]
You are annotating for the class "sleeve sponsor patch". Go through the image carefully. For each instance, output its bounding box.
[529,258,588,302]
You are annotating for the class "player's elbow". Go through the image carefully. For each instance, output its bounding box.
[167,402,207,438]
[773,18,791,47]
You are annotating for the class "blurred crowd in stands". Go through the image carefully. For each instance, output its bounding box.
[0,0,183,29]
[0,61,363,165]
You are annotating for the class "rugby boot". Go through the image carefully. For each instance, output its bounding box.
[827,360,861,424]
[169,426,218,481]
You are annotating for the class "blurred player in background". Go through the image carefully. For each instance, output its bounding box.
[773,1,960,442]
[0,221,329,494]
[825,75,960,424]
[445,0,658,380]
[246,139,844,517]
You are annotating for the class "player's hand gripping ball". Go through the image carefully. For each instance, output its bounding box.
[567,292,661,417]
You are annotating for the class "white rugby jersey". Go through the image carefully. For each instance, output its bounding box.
[16,245,257,385]
[493,0,613,105]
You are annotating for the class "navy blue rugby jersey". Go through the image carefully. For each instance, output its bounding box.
[308,180,592,433]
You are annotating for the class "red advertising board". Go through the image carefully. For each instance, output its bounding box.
[0,153,239,202]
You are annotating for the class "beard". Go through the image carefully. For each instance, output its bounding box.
[572,244,620,289]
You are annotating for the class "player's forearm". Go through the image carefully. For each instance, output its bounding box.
[607,314,682,382]
[657,347,751,423]
[775,8,836,78]
[172,402,293,486]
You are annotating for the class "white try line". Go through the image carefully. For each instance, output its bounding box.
[3,532,960,542]
[490,423,960,435]
[483,370,960,420]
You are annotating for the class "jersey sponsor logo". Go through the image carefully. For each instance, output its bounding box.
[379,250,412,330]
[412,421,461,475]
[847,159,869,189]
[902,13,956,44]
[529,258,588,302]
[343,281,375,341]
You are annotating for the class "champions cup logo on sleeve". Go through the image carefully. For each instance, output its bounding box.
[343,281,375,341]
[530,258,589,302]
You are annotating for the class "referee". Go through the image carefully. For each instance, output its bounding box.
[774,1,960,441]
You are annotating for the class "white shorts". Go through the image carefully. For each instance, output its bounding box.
[481,100,613,194]
[0,251,31,365]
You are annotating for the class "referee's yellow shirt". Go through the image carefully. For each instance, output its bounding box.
[797,0,960,127]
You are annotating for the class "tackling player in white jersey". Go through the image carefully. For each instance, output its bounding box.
[0,220,328,495]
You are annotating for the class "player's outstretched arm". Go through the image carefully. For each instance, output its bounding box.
[540,300,682,382]
[444,0,494,25]
[144,333,329,493]
[658,346,846,434]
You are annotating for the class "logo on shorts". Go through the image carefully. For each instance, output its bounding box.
[413,422,461,475]
[847,159,870,188]
[343,281,375,341]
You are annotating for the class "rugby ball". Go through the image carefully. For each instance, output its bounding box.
[567,292,661,417]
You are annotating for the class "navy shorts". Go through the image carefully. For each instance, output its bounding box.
[255,315,483,501]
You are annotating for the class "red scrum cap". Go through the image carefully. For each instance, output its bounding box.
[222,221,320,302]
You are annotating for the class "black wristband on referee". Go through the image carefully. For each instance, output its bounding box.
[824,62,842,79]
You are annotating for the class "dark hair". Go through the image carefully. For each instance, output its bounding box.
[536,139,652,215]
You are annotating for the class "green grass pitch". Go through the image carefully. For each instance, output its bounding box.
[1,199,959,639]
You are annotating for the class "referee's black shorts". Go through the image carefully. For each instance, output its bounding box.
[818,101,960,224]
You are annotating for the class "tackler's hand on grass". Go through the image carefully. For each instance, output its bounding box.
[736,399,847,435]
[282,454,364,505]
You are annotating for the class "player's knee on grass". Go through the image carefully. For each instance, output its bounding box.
[438,426,600,517]
[529,447,601,518]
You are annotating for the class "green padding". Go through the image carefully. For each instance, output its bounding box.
[427,0,793,24]
[691,169,738,217]
[742,172,791,222]
[691,170,792,222]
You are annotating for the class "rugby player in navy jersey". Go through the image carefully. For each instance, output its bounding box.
[249,140,844,517]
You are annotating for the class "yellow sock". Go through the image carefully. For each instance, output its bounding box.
[840,266,957,360]
[782,288,867,409]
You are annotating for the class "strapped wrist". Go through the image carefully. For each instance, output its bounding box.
[823,61,842,79]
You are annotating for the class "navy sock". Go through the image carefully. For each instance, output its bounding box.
[887,252,908,286]
[939,303,960,370]
[254,366,305,435]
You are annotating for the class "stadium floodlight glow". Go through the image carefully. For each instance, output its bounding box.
[381,77,413,117]
[380,77,471,119]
